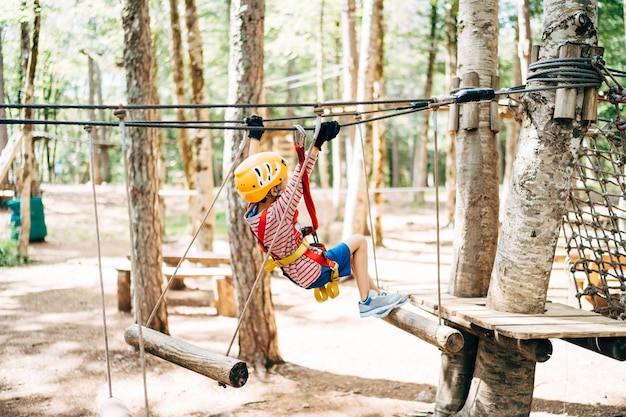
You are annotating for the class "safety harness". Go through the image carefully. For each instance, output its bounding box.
[253,131,340,303]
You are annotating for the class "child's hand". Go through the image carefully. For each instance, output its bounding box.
[246,115,264,140]
[314,121,341,149]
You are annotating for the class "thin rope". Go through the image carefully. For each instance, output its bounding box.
[431,110,443,325]
[225,116,323,358]
[354,114,380,287]
[144,130,252,328]
[85,125,113,398]
[114,109,151,416]
[0,98,424,111]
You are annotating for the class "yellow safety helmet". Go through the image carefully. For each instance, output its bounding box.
[234,152,288,203]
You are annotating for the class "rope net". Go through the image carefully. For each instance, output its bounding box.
[562,123,626,320]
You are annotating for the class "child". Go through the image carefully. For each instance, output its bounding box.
[234,116,408,318]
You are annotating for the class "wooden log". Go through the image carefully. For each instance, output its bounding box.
[434,328,479,416]
[490,75,500,133]
[448,77,461,133]
[563,337,626,361]
[382,307,464,353]
[554,44,581,119]
[97,396,133,417]
[460,72,479,131]
[582,46,604,121]
[493,332,553,363]
[124,324,248,388]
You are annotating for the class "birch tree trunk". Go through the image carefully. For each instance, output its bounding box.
[488,1,598,315]
[435,1,499,415]
[456,1,599,415]
[185,0,215,251]
[122,0,168,333]
[517,0,532,83]
[499,23,522,224]
[224,0,283,372]
[448,0,499,298]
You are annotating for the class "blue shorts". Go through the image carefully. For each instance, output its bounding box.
[307,242,352,289]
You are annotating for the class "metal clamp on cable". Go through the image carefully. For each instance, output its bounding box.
[453,88,496,103]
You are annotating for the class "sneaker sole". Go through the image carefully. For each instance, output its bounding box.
[372,296,409,318]
[359,303,396,318]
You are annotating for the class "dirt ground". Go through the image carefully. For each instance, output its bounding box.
[1,184,626,417]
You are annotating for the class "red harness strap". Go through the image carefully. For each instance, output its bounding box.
[296,145,318,233]
[256,208,335,270]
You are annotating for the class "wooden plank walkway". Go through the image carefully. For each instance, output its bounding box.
[411,292,626,340]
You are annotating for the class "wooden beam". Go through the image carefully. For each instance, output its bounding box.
[382,307,464,353]
[493,332,553,363]
[124,324,248,388]
[563,337,626,361]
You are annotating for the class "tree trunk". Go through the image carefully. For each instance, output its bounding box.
[517,0,532,82]
[444,0,458,227]
[457,1,599,415]
[185,0,215,251]
[343,0,381,238]
[17,0,41,259]
[168,0,196,193]
[412,0,438,204]
[448,0,499,298]
[85,53,102,185]
[436,0,499,414]
[0,29,8,181]
[369,0,385,247]
[336,0,358,220]
[499,22,522,224]
[121,0,168,333]
[224,0,282,372]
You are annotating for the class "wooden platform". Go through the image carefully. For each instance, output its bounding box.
[412,292,626,340]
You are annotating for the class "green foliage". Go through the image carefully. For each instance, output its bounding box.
[599,0,626,69]
[0,236,25,267]
[2,0,626,190]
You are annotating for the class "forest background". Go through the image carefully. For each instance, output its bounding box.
[1,0,623,193]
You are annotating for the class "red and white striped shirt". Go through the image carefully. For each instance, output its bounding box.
[244,152,323,288]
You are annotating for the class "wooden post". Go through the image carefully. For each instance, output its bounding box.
[554,44,582,119]
[117,269,131,313]
[460,72,479,130]
[490,75,500,133]
[563,337,626,361]
[216,276,237,317]
[97,396,133,417]
[448,77,461,133]
[434,328,478,417]
[124,324,248,388]
[382,308,464,353]
[582,46,604,121]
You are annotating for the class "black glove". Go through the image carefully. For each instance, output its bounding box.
[313,121,341,149]
[245,115,264,140]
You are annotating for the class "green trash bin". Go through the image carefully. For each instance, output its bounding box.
[4,196,48,242]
